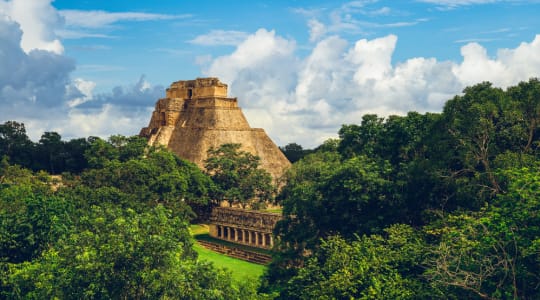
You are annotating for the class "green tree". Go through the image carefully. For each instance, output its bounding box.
[3,205,255,299]
[204,143,274,209]
[0,121,34,169]
[338,114,385,159]
[84,136,120,168]
[0,169,72,263]
[275,153,395,251]
[108,134,148,161]
[313,138,339,153]
[443,82,506,195]
[81,149,210,219]
[34,131,66,174]
[281,225,428,300]
[274,150,341,248]
[63,137,91,173]
[279,143,310,163]
[425,165,540,299]
[267,151,399,293]
[506,78,540,152]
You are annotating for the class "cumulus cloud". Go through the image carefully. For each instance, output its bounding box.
[0,2,162,141]
[0,0,63,53]
[204,29,297,87]
[0,16,74,112]
[79,75,163,109]
[203,29,540,148]
[33,76,160,141]
[61,104,153,140]
[34,74,162,140]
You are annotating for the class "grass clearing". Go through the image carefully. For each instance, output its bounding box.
[190,224,268,283]
[190,223,210,236]
[193,243,267,282]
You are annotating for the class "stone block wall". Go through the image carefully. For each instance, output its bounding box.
[209,207,282,249]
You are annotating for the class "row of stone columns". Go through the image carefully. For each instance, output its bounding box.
[216,225,273,248]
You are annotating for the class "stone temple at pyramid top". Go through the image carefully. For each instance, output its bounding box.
[166,77,228,99]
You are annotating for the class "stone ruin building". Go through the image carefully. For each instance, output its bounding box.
[209,207,281,249]
[139,77,291,180]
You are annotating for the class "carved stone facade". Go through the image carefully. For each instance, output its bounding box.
[209,207,282,249]
[140,77,291,180]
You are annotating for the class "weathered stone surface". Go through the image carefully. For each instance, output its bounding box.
[209,207,281,234]
[140,77,291,180]
[208,207,282,249]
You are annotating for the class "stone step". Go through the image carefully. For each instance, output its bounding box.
[197,240,272,265]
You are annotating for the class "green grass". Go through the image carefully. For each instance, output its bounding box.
[261,208,282,214]
[190,224,268,283]
[193,243,267,282]
[190,224,210,236]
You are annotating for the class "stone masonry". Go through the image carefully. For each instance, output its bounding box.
[209,207,282,249]
[140,77,291,180]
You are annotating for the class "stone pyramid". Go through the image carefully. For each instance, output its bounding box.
[140,78,291,180]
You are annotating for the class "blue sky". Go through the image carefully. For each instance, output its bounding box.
[1,0,540,147]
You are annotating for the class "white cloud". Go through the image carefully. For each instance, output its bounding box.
[202,30,540,148]
[302,1,424,42]
[0,3,163,141]
[0,16,74,109]
[66,78,95,108]
[308,19,326,42]
[348,35,397,84]
[418,0,496,5]
[81,75,164,109]
[195,55,213,66]
[341,0,380,11]
[54,9,188,40]
[53,75,161,139]
[58,10,186,28]
[63,104,151,139]
[204,29,297,86]
[416,0,525,9]
[454,37,501,43]
[0,0,64,53]
[290,7,324,18]
[370,6,392,16]
[454,35,540,88]
[189,30,250,46]
[55,29,112,39]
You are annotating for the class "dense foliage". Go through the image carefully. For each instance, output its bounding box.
[1,137,263,299]
[264,79,540,299]
[0,122,91,174]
